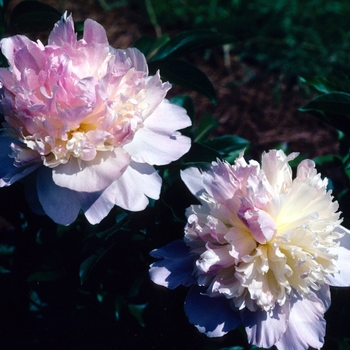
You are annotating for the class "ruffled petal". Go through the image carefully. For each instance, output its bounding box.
[150,240,196,289]
[124,47,148,73]
[36,166,81,225]
[275,292,326,350]
[0,137,40,186]
[241,301,290,348]
[185,285,241,337]
[52,147,130,192]
[124,100,191,165]
[102,161,161,211]
[48,12,76,46]
[79,18,110,75]
[326,226,350,286]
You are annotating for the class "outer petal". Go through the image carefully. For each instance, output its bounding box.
[37,166,81,225]
[180,167,205,199]
[261,149,298,194]
[185,285,241,337]
[241,301,290,348]
[79,18,110,74]
[124,47,148,73]
[102,161,161,211]
[326,225,350,286]
[0,137,40,186]
[150,240,196,289]
[142,73,171,118]
[52,147,130,192]
[48,12,76,46]
[275,292,326,350]
[79,190,114,225]
[124,100,191,165]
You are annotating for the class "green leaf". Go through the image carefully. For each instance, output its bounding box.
[79,244,116,284]
[194,113,219,142]
[300,92,350,134]
[128,303,148,327]
[150,29,234,61]
[27,271,61,282]
[97,0,128,11]
[313,154,342,168]
[9,1,62,33]
[300,76,337,94]
[149,58,217,103]
[133,34,170,60]
[203,135,249,162]
[300,74,350,95]
[182,142,221,165]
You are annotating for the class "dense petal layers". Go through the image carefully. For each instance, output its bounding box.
[150,150,350,349]
[0,13,191,225]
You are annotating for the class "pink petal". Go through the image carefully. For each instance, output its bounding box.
[275,292,326,350]
[52,147,130,192]
[123,48,148,73]
[48,12,76,47]
[0,137,40,186]
[77,18,109,75]
[142,73,171,118]
[238,201,277,244]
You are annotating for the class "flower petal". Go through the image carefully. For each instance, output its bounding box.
[78,190,114,225]
[102,161,161,211]
[275,292,326,350]
[150,240,196,289]
[124,100,191,165]
[326,225,350,287]
[37,166,81,225]
[52,147,130,192]
[180,167,205,198]
[185,285,241,337]
[241,301,290,348]
[48,12,76,46]
[0,137,40,186]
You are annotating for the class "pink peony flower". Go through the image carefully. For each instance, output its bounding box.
[150,150,350,349]
[0,13,191,225]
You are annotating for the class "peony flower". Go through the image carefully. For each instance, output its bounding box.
[150,150,350,349]
[0,13,191,225]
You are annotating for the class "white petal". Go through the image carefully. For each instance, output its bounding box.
[180,167,204,198]
[241,301,290,348]
[37,166,81,225]
[52,148,130,193]
[124,99,191,165]
[102,161,161,211]
[326,225,350,286]
[275,292,326,350]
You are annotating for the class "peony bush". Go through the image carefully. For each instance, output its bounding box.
[0,4,350,349]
